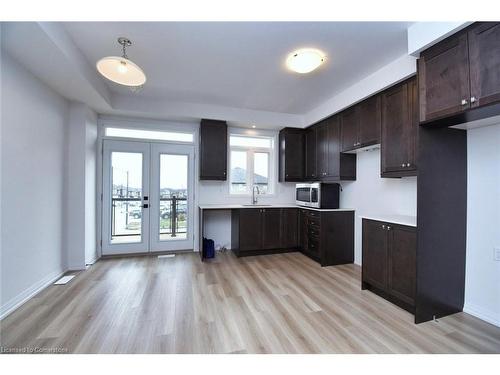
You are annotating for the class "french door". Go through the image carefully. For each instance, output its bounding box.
[102,140,194,255]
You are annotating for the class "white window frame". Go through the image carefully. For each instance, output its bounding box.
[228,128,277,196]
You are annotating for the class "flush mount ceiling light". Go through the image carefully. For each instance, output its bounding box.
[286,48,326,74]
[96,37,146,90]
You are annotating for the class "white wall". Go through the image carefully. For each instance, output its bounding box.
[65,103,98,268]
[85,110,98,264]
[304,54,416,126]
[340,148,418,265]
[464,124,500,327]
[199,181,296,250]
[66,103,98,269]
[407,22,471,56]
[1,51,69,317]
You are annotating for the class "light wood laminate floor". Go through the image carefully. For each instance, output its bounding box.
[1,252,499,353]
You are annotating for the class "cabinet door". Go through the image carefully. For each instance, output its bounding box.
[262,209,282,250]
[305,127,317,180]
[199,119,227,180]
[316,122,328,178]
[381,81,410,174]
[388,225,417,306]
[358,95,381,147]
[326,116,341,178]
[298,210,308,251]
[419,32,470,122]
[362,220,388,291]
[407,78,419,171]
[279,129,304,181]
[468,22,500,109]
[281,208,298,249]
[341,107,360,151]
[239,209,262,251]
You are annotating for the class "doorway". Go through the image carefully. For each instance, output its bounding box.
[101,139,194,255]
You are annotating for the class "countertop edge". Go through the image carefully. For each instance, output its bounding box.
[359,214,417,227]
[199,204,355,212]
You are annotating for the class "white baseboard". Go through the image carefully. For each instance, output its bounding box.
[463,303,500,327]
[0,268,66,320]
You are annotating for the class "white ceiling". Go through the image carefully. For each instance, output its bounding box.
[63,22,412,115]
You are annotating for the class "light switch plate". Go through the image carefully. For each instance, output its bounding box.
[494,247,500,261]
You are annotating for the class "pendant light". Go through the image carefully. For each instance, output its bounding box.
[96,37,146,90]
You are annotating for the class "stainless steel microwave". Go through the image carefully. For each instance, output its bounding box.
[295,182,340,209]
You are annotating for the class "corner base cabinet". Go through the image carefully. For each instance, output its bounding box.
[231,207,354,267]
[362,219,417,314]
[299,209,354,267]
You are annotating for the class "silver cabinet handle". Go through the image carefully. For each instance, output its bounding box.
[406,163,410,167]
[471,96,477,103]
[461,99,468,106]
[387,226,392,230]
[401,163,405,167]
[382,224,386,229]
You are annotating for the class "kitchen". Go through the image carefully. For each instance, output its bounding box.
[1,9,499,371]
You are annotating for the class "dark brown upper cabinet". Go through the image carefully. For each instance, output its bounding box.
[341,95,381,152]
[307,116,356,182]
[316,120,329,178]
[358,95,382,146]
[305,126,317,180]
[468,22,500,109]
[340,107,360,152]
[418,32,470,122]
[419,22,500,124]
[381,77,418,178]
[199,119,227,180]
[279,128,305,182]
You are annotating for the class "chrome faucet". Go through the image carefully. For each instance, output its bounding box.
[252,185,260,205]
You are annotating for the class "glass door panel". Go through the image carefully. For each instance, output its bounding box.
[150,143,194,252]
[111,152,143,244]
[102,140,150,255]
[159,154,188,241]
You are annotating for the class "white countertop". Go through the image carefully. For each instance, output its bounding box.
[359,214,417,227]
[199,204,354,212]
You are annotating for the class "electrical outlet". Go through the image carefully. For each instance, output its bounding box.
[494,247,500,261]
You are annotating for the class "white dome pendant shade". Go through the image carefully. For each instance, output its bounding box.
[286,48,326,74]
[96,37,146,88]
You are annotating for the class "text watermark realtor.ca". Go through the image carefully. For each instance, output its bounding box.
[1,346,69,354]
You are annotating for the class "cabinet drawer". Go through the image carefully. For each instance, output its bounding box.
[307,221,321,231]
[306,210,320,218]
[307,226,320,238]
[307,237,320,256]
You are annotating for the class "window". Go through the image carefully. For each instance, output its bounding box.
[229,134,274,195]
[105,127,194,143]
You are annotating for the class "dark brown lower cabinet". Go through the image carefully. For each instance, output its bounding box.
[231,208,299,256]
[299,209,354,266]
[232,207,354,266]
[281,208,298,249]
[262,208,282,250]
[362,219,416,314]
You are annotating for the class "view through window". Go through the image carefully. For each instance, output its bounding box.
[229,134,273,195]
